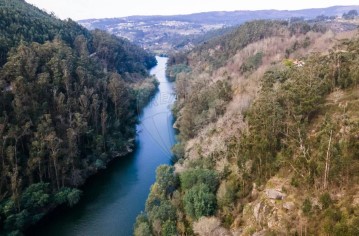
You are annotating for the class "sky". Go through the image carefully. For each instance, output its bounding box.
[25,0,359,20]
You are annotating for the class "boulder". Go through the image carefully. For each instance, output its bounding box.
[283,201,295,211]
[193,217,232,236]
[253,230,267,236]
[265,189,286,200]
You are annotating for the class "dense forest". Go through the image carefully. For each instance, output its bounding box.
[0,0,157,234]
[136,20,359,235]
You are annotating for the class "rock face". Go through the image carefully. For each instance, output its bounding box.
[251,183,259,201]
[253,202,263,221]
[265,189,286,200]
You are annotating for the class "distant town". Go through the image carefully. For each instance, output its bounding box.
[79,7,359,54]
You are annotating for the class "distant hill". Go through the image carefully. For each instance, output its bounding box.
[79,5,359,54]
[0,0,156,71]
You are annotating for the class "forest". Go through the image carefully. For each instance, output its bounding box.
[0,0,157,234]
[136,20,359,235]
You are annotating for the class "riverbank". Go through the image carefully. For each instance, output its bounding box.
[29,57,176,236]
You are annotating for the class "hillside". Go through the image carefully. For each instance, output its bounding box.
[0,0,157,234]
[136,20,359,235]
[79,6,359,54]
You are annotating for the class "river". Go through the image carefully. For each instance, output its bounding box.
[30,57,176,236]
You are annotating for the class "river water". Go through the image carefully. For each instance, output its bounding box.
[31,57,176,236]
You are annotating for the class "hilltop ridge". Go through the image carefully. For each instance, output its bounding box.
[79,5,359,53]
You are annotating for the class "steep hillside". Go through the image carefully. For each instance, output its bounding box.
[79,6,359,54]
[136,20,359,235]
[0,0,157,234]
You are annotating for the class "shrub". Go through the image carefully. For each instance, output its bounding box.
[322,208,342,234]
[162,220,177,236]
[156,165,179,196]
[220,180,238,207]
[290,177,299,187]
[302,198,312,215]
[54,188,82,207]
[134,213,148,229]
[320,192,332,209]
[180,168,219,193]
[20,183,50,210]
[240,52,263,73]
[3,210,29,230]
[134,222,152,236]
[348,217,359,235]
[148,200,177,223]
[172,143,185,161]
[334,222,349,236]
[166,64,191,82]
[145,184,162,213]
[67,189,82,207]
[94,159,105,170]
[183,184,217,219]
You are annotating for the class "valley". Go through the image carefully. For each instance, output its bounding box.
[0,0,359,235]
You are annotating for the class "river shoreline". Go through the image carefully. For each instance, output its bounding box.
[26,146,137,235]
[29,56,176,236]
[26,61,161,235]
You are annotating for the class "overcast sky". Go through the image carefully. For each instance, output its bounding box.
[25,0,359,20]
